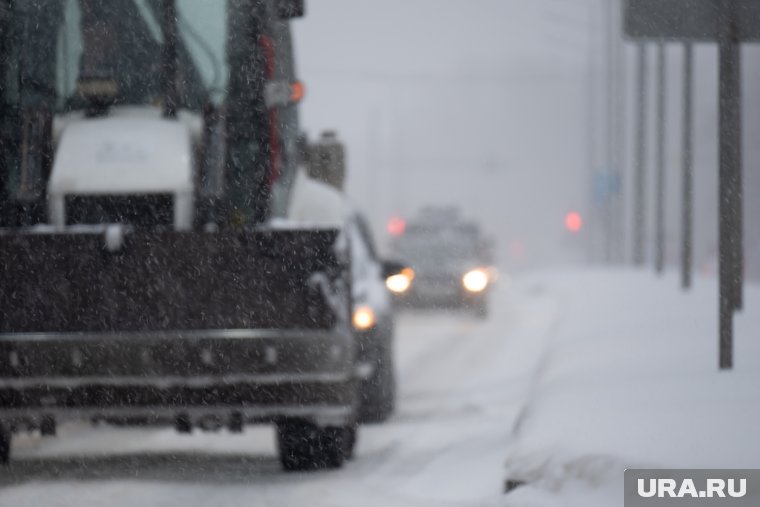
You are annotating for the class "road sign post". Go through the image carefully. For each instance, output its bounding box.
[718,37,740,370]
[681,43,694,290]
[655,43,667,275]
[633,44,647,266]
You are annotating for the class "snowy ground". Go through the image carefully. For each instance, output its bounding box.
[503,271,760,506]
[0,269,757,506]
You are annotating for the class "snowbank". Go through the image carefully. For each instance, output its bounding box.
[503,270,760,506]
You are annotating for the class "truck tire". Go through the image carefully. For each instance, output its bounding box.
[277,419,355,471]
[0,424,10,465]
[359,345,396,423]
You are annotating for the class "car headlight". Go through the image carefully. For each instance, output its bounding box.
[462,269,489,293]
[385,268,414,294]
[353,305,376,330]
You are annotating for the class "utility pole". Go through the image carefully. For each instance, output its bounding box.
[604,0,622,263]
[614,0,627,264]
[681,43,694,289]
[633,43,647,266]
[586,0,603,264]
[604,0,627,264]
[718,3,742,369]
[655,43,666,274]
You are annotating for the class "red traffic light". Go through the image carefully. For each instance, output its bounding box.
[565,212,583,233]
[387,216,406,236]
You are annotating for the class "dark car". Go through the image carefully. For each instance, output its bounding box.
[388,208,493,317]
[348,213,401,423]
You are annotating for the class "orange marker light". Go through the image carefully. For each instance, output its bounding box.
[290,81,305,102]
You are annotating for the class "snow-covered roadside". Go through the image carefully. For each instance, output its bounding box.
[502,269,760,506]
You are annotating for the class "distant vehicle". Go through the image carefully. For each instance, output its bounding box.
[388,208,494,317]
[347,213,402,423]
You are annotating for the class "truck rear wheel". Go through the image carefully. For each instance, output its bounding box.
[277,419,355,471]
[0,424,10,464]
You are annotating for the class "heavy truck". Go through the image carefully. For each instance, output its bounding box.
[0,0,364,470]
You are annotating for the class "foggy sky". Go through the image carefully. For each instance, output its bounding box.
[293,0,760,274]
[293,0,589,266]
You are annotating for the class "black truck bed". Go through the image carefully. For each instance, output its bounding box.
[0,228,356,429]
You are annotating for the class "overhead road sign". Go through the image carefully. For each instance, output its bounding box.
[624,0,760,41]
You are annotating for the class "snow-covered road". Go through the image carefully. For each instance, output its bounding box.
[0,277,559,507]
[9,269,752,506]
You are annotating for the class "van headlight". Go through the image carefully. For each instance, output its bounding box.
[353,305,376,330]
[462,269,489,293]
